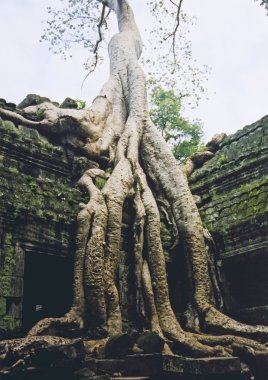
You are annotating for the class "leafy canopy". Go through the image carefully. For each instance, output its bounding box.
[150,86,204,162]
[42,0,209,160]
[41,0,209,108]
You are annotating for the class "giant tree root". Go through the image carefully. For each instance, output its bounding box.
[0,336,84,372]
[1,0,268,376]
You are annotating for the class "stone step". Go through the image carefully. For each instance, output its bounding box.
[124,354,241,378]
[112,378,150,380]
[97,359,125,374]
[248,352,268,380]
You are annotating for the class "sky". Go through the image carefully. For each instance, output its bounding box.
[0,0,267,142]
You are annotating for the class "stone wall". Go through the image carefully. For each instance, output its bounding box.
[1,98,268,335]
[0,102,134,336]
[190,115,268,325]
[0,115,87,334]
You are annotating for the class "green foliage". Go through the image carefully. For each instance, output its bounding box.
[95,176,107,190]
[75,99,86,109]
[3,120,19,135]
[199,175,268,233]
[0,315,21,330]
[150,86,204,162]
[0,122,85,225]
[0,297,6,316]
[0,233,16,297]
[144,1,210,107]
[34,109,45,119]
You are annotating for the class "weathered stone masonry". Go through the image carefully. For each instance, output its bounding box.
[190,115,268,325]
[0,113,86,333]
[0,101,267,335]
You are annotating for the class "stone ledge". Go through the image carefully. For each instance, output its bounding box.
[220,240,268,261]
[124,354,241,377]
[231,305,268,326]
[112,378,149,380]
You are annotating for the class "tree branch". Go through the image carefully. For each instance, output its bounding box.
[164,0,183,61]
[81,4,108,89]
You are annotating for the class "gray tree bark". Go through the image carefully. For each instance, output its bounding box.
[0,0,268,369]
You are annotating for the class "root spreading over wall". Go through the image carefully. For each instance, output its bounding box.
[0,0,268,373]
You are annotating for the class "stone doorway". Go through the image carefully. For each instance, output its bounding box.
[22,251,72,332]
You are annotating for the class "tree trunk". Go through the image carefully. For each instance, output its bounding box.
[1,0,268,370]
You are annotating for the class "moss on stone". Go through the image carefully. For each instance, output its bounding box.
[95,176,107,190]
[0,233,16,297]
[0,297,6,316]
[0,121,63,155]
[0,114,94,331]
[3,120,19,135]
[199,175,268,234]
[190,116,268,190]
[0,315,21,330]
[0,162,85,224]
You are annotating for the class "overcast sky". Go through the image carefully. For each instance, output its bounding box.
[0,0,267,142]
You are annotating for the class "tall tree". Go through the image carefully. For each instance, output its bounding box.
[0,0,268,370]
[40,0,209,107]
[150,86,204,162]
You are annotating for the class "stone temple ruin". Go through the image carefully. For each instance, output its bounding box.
[0,95,268,379]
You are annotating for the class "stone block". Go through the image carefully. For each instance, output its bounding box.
[97,359,124,375]
[8,367,74,380]
[0,297,6,316]
[60,97,78,109]
[232,305,268,326]
[84,357,98,372]
[0,314,21,331]
[112,378,149,380]
[74,367,96,379]
[0,276,23,297]
[124,354,241,378]
[31,339,85,369]
[9,298,23,318]
[104,334,134,359]
[248,352,268,380]
[135,332,164,354]
[14,243,25,277]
